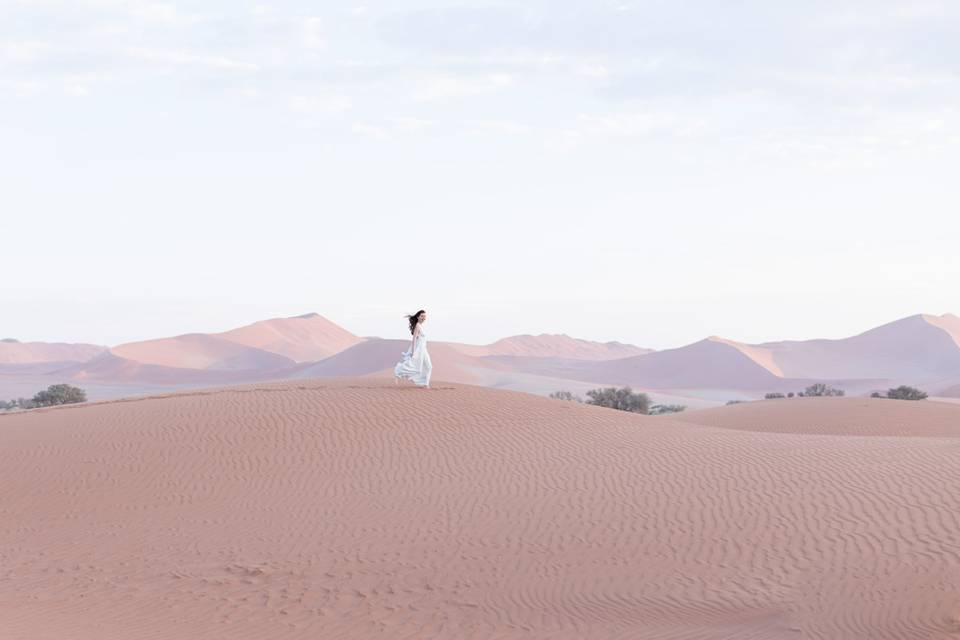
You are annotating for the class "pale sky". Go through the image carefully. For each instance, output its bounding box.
[2,0,959,349]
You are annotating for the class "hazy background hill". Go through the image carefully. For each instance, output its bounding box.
[3,312,959,405]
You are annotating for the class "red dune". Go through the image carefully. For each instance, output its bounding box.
[1,379,958,639]
[758,313,960,380]
[216,313,364,362]
[924,313,960,347]
[0,340,105,364]
[569,337,785,389]
[111,334,295,371]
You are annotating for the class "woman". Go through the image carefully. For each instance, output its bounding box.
[394,309,432,388]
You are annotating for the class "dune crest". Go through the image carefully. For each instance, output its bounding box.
[216,313,364,362]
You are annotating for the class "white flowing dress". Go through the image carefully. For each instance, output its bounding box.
[394,329,432,386]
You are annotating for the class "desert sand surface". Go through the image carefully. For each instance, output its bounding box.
[678,396,960,437]
[2,379,959,639]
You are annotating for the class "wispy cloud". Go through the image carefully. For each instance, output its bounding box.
[125,46,261,72]
[413,72,514,101]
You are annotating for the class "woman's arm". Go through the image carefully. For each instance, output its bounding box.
[411,325,419,352]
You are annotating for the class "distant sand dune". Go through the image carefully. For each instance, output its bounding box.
[1,380,958,638]
[678,396,960,437]
[111,333,295,371]
[0,340,106,365]
[216,313,364,362]
[449,334,652,360]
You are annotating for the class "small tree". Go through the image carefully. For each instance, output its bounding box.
[764,392,785,400]
[1,398,34,411]
[787,392,795,398]
[803,383,844,397]
[549,390,583,403]
[31,384,87,408]
[870,391,884,398]
[886,385,928,401]
[585,387,651,414]
[649,404,686,415]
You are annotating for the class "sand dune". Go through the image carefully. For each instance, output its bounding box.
[1,379,958,639]
[940,384,960,398]
[678,395,960,437]
[450,334,651,360]
[8,312,960,404]
[62,352,273,386]
[292,338,508,384]
[111,334,295,371]
[758,313,960,380]
[566,337,786,389]
[924,313,960,347]
[216,313,364,362]
[0,339,105,365]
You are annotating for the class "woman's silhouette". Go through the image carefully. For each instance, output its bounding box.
[394,309,432,388]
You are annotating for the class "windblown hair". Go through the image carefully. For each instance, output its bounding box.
[405,310,426,335]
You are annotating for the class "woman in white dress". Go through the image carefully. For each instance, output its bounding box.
[394,309,432,388]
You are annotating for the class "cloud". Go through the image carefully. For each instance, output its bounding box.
[125,2,201,25]
[300,16,324,50]
[125,46,261,72]
[350,117,433,139]
[1,41,54,63]
[572,62,609,78]
[413,72,514,101]
[290,93,352,118]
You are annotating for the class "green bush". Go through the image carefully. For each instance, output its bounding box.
[549,390,583,403]
[764,393,785,399]
[803,383,844,397]
[886,386,928,401]
[31,384,87,408]
[1,397,35,411]
[649,404,686,415]
[585,387,651,414]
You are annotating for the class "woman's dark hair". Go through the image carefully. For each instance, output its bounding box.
[405,310,426,335]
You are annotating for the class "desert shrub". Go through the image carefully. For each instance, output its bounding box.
[726,400,745,405]
[1,398,34,411]
[870,391,884,398]
[585,387,650,414]
[803,383,844,397]
[764,393,785,400]
[886,385,928,401]
[31,384,87,408]
[549,390,583,403]
[649,404,686,415]
[787,392,795,398]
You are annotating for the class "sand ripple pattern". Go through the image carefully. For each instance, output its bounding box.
[1,379,959,639]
